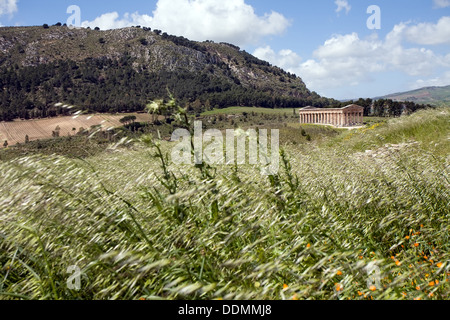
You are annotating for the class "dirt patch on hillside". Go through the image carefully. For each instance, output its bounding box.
[0,113,152,147]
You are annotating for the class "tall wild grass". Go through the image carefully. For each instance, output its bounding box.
[0,106,448,300]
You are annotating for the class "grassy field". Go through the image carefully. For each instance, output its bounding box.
[0,107,448,300]
[202,107,299,116]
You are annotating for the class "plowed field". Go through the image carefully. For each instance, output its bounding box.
[0,113,153,147]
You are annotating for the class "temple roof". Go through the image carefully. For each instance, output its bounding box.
[299,104,364,112]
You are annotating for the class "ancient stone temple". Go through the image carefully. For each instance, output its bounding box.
[299,104,364,127]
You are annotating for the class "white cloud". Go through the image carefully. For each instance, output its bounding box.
[335,0,351,14]
[433,0,450,8]
[253,46,302,71]
[413,71,450,89]
[253,20,450,93]
[82,12,153,31]
[81,0,290,46]
[0,0,17,16]
[402,16,450,45]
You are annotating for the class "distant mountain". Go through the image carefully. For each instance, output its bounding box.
[376,85,450,106]
[0,25,336,121]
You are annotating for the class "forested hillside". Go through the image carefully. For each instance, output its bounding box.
[0,25,336,121]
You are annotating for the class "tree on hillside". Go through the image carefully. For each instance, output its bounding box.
[3,140,8,148]
[52,125,61,138]
[120,115,137,126]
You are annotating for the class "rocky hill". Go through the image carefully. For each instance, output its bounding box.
[0,25,336,121]
[376,85,450,106]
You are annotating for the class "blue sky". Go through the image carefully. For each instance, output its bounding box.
[1,0,450,100]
